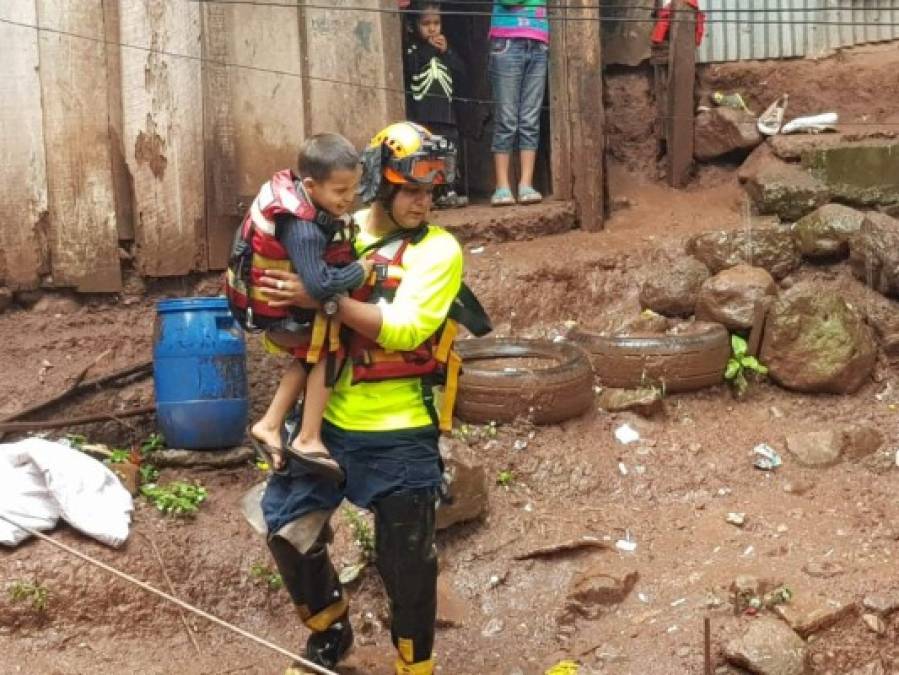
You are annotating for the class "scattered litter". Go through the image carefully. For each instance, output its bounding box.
[726,512,746,527]
[753,443,782,471]
[667,625,679,634]
[742,545,755,557]
[523,502,534,513]
[781,112,838,134]
[552,335,566,343]
[638,592,651,603]
[481,617,504,637]
[615,536,637,553]
[776,524,788,533]
[618,462,629,476]
[545,660,580,675]
[614,424,640,445]
[513,535,609,561]
[757,94,788,136]
[487,572,507,589]
[769,406,785,419]
[634,465,646,475]
[469,246,485,255]
[670,598,687,607]
[338,562,366,585]
[513,439,528,451]
[717,487,732,497]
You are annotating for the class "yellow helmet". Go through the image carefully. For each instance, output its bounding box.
[359,121,454,203]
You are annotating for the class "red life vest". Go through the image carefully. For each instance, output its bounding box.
[347,229,462,431]
[224,169,356,332]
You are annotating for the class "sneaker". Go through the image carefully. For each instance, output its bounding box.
[518,185,543,205]
[490,187,515,207]
[434,191,469,209]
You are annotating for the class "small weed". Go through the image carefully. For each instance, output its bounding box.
[141,481,207,517]
[138,463,160,485]
[452,421,498,443]
[724,334,769,397]
[496,469,514,488]
[342,507,375,563]
[9,581,49,613]
[249,563,284,591]
[140,433,166,455]
[104,449,131,465]
[65,434,87,449]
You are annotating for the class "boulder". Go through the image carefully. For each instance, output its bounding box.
[686,226,801,280]
[848,212,899,298]
[437,437,488,530]
[695,264,777,329]
[598,388,664,417]
[785,430,843,467]
[773,593,855,638]
[801,139,899,207]
[741,152,831,221]
[760,286,877,394]
[694,108,763,161]
[724,618,808,675]
[639,256,710,317]
[0,287,12,314]
[862,592,899,617]
[793,204,866,259]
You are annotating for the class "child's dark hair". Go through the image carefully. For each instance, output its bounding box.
[407,0,442,31]
[297,133,359,182]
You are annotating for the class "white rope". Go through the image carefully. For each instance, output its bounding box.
[0,513,338,675]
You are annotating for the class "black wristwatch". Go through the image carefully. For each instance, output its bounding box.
[322,296,341,317]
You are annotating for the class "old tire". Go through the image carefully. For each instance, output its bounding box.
[455,338,594,425]
[569,322,730,393]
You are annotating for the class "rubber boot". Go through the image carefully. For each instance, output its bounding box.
[373,489,438,672]
[268,532,353,669]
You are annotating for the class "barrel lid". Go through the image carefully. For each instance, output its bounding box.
[157,296,229,313]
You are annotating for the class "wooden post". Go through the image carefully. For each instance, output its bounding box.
[666,0,696,187]
[549,0,572,202]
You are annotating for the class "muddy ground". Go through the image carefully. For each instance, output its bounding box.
[3,44,899,675]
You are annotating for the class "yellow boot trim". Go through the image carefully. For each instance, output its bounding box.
[327,318,341,354]
[306,312,328,364]
[298,595,349,633]
[434,319,457,364]
[438,350,461,432]
[395,657,434,675]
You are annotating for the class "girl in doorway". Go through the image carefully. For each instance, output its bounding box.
[404,0,469,208]
[488,0,548,206]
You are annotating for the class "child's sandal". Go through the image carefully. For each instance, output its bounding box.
[490,187,515,207]
[518,186,543,205]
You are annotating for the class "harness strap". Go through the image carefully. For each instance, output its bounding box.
[306,313,329,364]
[434,319,457,364]
[438,350,462,432]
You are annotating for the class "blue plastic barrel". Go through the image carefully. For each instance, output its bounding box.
[153,297,248,449]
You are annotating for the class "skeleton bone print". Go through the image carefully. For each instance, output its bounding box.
[410,55,453,102]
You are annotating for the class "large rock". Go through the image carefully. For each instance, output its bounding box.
[598,388,664,416]
[694,108,763,161]
[741,152,831,221]
[760,286,877,394]
[724,618,808,675]
[686,226,801,280]
[774,594,856,638]
[437,437,488,530]
[793,204,866,259]
[802,139,899,207]
[785,430,843,467]
[849,212,899,298]
[639,256,709,317]
[695,264,777,329]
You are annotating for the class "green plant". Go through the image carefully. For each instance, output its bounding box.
[724,335,768,396]
[105,449,131,465]
[9,581,49,613]
[140,433,166,455]
[138,463,160,485]
[452,421,498,443]
[65,434,87,449]
[342,507,375,563]
[140,481,207,517]
[496,469,514,488]
[249,563,284,591]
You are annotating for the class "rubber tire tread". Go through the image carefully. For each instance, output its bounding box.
[455,338,594,425]
[569,322,730,393]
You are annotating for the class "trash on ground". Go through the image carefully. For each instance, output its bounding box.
[545,660,580,675]
[753,443,782,470]
[726,512,746,527]
[338,562,366,585]
[470,246,485,255]
[618,462,629,476]
[781,112,838,134]
[615,536,637,553]
[0,438,133,547]
[513,535,609,561]
[614,424,640,445]
[513,439,528,451]
[670,597,687,607]
[757,94,788,135]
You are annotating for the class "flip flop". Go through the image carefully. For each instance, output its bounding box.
[491,187,515,207]
[518,185,543,205]
[284,446,346,483]
[247,427,288,475]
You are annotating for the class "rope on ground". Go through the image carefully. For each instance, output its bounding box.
[0,512,338,675]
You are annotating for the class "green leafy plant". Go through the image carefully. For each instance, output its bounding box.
[138,463,160,485]
[452,421,498,443]
[104,449,131,465]
[140,433,166,455]
[9,581,49,613]
[65,434,87,449]
[342,507,375,563]
[140,481,207,517]
[249,563,284,591]
[496,469,514,488]
[724,335,768,396]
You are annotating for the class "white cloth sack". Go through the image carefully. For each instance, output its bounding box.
[0,438,133,548]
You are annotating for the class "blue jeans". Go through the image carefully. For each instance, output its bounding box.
[488,37,549,154]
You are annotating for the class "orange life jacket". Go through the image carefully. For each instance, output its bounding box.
[347,229,462,432]
[224,169,356,333]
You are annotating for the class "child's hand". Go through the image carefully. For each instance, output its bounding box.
[429,35,448,53]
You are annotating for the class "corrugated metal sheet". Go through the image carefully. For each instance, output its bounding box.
[698,0,899,63]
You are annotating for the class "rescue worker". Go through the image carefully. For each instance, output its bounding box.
[257,122,486,675]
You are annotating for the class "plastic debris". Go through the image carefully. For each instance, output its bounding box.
[618,462,629,476]
[614,424,640,445]
[513,439,528,451]
[545,660,580,675]
[781,112,838,134]
[615,536,637,553]
[670,598,687,607]
[753,443,782,470]
[338,562,366,585]
[757,94,788,135]
[470,246,485,254]
[726,512,746,527]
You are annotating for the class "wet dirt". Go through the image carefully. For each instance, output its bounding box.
[5,46,899,674]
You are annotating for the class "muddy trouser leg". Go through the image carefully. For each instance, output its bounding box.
[373,488,438,675]
[267,518,353,668]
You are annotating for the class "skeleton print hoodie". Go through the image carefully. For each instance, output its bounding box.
[404,38,466,126]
